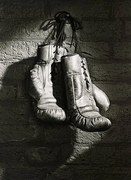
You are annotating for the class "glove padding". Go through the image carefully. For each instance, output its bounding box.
[81,57,110,112]
[93,84,110,112]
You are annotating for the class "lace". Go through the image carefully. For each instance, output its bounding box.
[81,58,89,89]
[40,11,82,54]
[40,12,82,81]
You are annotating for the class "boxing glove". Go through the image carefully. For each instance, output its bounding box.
[61,54,111,132]
[29,44,67,122]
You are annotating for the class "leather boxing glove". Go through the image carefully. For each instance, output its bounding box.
[61,54,111,132]
[29,44,67,122]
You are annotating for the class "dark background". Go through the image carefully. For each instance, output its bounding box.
[0,0,130,179]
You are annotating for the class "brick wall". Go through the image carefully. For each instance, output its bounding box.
[0,0,131,179]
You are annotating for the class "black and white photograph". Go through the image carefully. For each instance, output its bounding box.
[0,0,130,179]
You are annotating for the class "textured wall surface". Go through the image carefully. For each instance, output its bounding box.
[0,0,131,179]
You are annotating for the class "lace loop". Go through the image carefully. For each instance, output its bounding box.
[40,11,82,51]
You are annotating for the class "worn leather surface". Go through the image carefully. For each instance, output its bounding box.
[29,44,67,122]
[81,57,110,111]
[61,54,111,131]
[93,84,110,112]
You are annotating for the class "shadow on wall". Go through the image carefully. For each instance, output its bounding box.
[0,57,130,180]
[0,57,76,179]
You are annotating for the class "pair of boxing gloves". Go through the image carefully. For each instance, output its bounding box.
[29,43,111,132]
